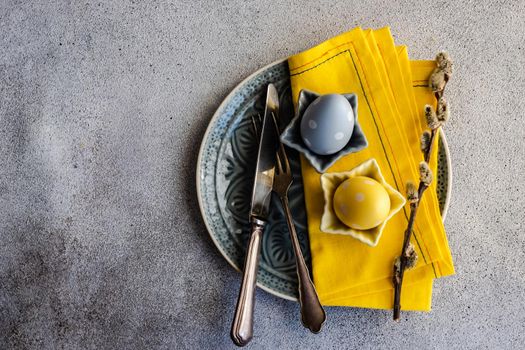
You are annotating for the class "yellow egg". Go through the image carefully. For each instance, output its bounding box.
[333,176,391,230]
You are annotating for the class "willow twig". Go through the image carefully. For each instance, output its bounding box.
[393,52,453,321]
[393,165,432,321]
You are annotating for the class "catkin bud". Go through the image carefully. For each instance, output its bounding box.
[429,68,446,93]
[420,130,431,154]
[419,161,433,186]
[436,51,453,76]
[405,242,418,269]
[437,97,449,123]
[406,181,419,204]
[394,242,418,273]
[425,105,440,130]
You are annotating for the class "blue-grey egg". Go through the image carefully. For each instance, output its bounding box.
[300,94,355,155]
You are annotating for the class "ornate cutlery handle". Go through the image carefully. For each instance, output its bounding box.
[231,219,265,347]
[281,196,326,333]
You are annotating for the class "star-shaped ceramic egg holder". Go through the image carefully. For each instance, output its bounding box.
[280,89,368,173]
[320,158,406,247]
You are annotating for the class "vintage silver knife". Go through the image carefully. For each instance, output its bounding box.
[231,84,279,347]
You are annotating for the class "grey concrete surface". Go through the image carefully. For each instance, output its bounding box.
[1,0,524,349]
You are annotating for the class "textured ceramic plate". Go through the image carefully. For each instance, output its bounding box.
[196,59,452,301]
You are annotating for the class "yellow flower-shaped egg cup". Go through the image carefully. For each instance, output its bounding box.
[320,158,406,247]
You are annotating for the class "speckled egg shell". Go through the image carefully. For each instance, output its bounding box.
[333,176,391,230]
[300,94,355,155]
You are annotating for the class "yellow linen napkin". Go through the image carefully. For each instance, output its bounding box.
[373,29,455,278]
[288,27,454,310]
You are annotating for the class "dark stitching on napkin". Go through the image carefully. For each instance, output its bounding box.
[290,50,348,76]
[346,51,434,273]
[291,48,439,275]
[375,49,438,276]
[413,85,428,88]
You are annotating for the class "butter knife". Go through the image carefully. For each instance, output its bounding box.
[230,84,280,347]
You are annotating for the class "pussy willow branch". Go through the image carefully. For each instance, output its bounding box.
[393,65,450,322]
[393,182,428,321]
